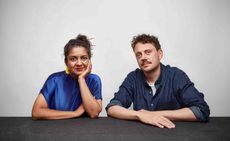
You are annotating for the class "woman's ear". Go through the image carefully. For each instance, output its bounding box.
[64,59,67,66]
[65,67,70,74]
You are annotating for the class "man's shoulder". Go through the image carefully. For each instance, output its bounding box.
[124,68,144,82]
[127,68,142,77]
[163,64,188,80]
[164,64,185,75]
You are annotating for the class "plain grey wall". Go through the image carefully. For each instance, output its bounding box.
[0,0,229,117]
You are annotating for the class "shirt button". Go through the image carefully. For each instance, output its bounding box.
[149,91,152,94]
[151,103,154,107]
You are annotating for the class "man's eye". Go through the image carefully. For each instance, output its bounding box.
[136,53,141,58]
[145,50,151,55]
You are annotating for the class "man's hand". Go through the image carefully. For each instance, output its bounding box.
[137,109,175,128]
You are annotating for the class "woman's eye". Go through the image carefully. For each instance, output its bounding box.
[81,57,88,61]
[70,58,76,61]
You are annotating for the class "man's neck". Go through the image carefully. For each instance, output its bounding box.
[144,64,161,84]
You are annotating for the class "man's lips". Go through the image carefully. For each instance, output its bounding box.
[141,61,151,67]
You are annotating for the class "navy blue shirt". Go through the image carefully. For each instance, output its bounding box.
[106,64,210,122]
[40,71,102,111]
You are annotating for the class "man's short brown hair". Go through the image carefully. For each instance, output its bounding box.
[131,34,161,50]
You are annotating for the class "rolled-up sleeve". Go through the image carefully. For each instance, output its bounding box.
[90,74,102,100]
[175,70,210,122]
[40,75,56,107]
[106,74,134,111]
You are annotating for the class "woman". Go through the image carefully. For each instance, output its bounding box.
[32,34,102,120]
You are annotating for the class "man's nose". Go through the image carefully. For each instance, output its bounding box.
[141,53,147,60]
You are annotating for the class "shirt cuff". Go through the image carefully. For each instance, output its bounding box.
[105,100,123,111]
[189,106,207,122]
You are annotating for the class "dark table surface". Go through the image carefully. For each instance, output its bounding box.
[0,117,229,141]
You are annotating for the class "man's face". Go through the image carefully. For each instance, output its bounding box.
[134,43,163,73]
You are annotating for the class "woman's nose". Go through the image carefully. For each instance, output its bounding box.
[76,59,83,66]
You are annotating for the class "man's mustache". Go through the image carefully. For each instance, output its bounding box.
[141,61,151,66]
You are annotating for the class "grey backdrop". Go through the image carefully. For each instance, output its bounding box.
[0,0,229,117]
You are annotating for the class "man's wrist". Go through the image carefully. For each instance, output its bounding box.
[134,110,142,120]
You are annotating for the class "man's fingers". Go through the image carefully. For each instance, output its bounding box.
[155,122,164,128]
[159,117,175,128]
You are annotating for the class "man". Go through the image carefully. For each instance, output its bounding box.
[106,34,210,128]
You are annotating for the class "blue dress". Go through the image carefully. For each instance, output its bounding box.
[40,71,102,111]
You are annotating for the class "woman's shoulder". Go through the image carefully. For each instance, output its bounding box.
[87,73,102,82]
[47,71,66,80]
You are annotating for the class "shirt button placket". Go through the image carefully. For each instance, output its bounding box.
[149,91,152,95]
[150,103,155,110]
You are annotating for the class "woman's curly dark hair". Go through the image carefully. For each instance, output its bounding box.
[64,34,92,62]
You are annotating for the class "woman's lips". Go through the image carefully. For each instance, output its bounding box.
[75,68,84,71]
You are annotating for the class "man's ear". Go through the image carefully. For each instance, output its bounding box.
[158,49,163,60]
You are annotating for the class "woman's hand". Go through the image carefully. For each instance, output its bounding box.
[78,60,92,79]
[74,104,85,117]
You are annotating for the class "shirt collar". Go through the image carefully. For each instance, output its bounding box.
[141,63,165,87]
[155,63,164,86]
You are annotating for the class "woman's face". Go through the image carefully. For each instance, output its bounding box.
[66,46,89,78]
